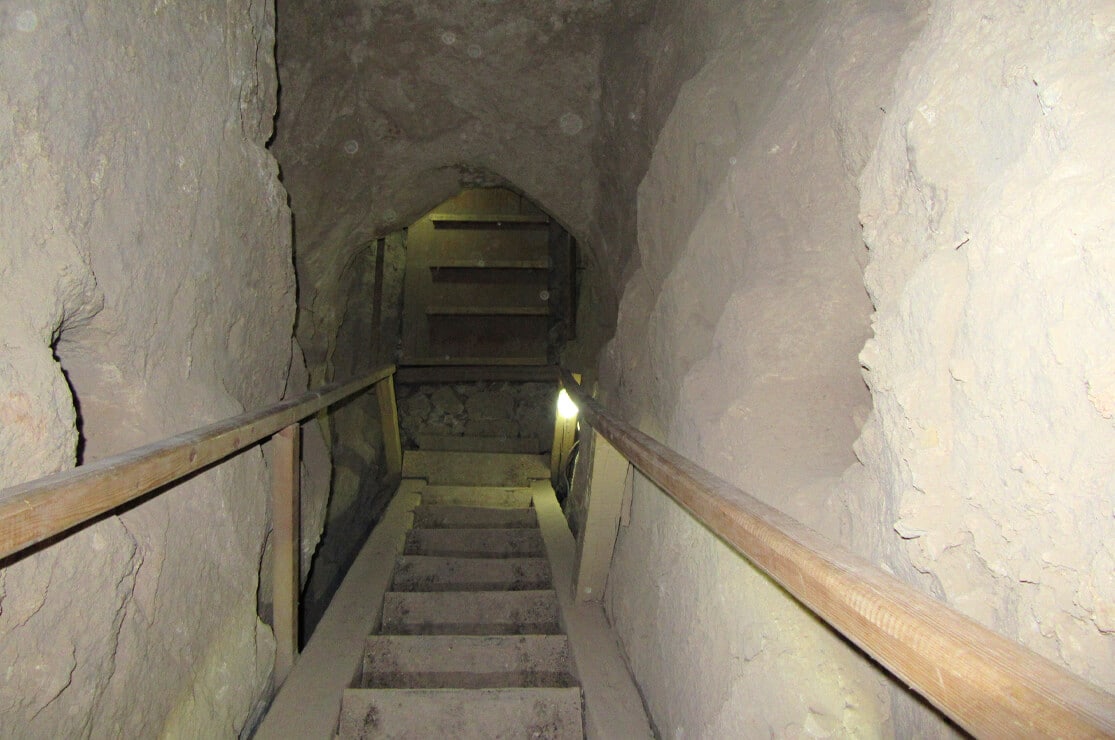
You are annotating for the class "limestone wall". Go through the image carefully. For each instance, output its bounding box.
[597,1,1115,736]
[398,382,556,453]
[856,0,1115,701]
[272,0,643,384]
[0,2,298,735]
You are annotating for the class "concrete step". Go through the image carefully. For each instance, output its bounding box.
[419,485,534,508]
[412,504,538,529]
[392,556,552,592]
[338,686,584,739]
[404,528,546,558]
[360,635,576,689]
[381,591,562,635]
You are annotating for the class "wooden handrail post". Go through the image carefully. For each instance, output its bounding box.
[573,429,631,602]
[272,423,301,686]
[376,374,402,478]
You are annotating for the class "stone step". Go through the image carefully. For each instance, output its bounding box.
[392,556,552,592]
[404,528,546,558]
[381,591,562,635]
[338,686,584,739]
[360,635,576,689]
[412,504,539,529]
[419,485,535,509]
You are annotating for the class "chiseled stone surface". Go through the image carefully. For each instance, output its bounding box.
[599,1,1115,737]
[272,0,647,382]
[599,3,926,735]
[398,381,555,450]
[0,2,296,736]
[857,0,1115,699]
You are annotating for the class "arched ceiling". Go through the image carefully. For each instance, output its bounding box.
[273,0,649,371]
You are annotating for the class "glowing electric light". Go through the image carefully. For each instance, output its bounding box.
[557,389,579,420]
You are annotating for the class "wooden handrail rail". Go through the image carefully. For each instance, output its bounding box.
[559,370,1115,738]
[0,364,396,563]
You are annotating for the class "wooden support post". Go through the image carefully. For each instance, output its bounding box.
[573,429,631,602]
[550,415,576,484]
[376,375,402,478]
[272,423,301,686]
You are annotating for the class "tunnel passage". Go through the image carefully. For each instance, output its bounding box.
[301,186,580,638]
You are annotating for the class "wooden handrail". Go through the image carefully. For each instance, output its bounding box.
[0,364,396,563]
[559,370,1115,738]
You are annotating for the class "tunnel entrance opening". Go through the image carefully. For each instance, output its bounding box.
[400,187,578,368]
[392,187,577,458]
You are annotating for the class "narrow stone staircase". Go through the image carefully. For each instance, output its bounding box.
[256,450,651,739]
[336,484,584,738]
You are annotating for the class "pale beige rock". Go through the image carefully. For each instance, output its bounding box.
[272,0,646,381]
[0,1,294,735]
[856,0,1115,697]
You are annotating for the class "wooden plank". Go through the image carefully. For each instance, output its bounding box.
[396,365,559,385]
[401,189,553,366]
[272,424,301,685]
[256,481,420,740]
[376,376,402,478]
[425,305,550,316]
[549,417,575,484]
[0,365,396,562]
[558,371,1115,738]
[530,485,655,739]
[573,431,630,602]
[430,214,550,227]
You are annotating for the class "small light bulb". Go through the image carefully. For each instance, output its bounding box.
[557,389,578,419]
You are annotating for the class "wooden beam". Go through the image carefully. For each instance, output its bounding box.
[429,213,550,227]
[271,424,301,685]
[549,416,576,485]
[559,370,1115,738]
[0,365,395,562]
[573,430,631,602]
[376,376,402,478]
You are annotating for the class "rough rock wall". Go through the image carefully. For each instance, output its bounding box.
[398,382,556,452]
[596,1,932,736]
[302,233,405,636]
[0,2,297,736]
[856,0,1115,698]
[273,0,647,382]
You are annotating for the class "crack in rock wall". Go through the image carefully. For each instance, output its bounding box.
[0,2,303,735]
